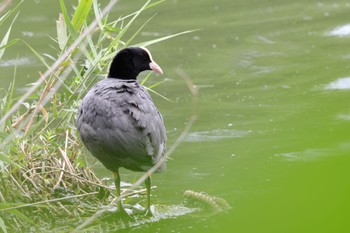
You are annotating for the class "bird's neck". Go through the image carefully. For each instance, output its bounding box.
[107,75,138,80]
[108,67,139,80]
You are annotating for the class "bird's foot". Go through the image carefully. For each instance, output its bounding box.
[124,204,153,217]
[116,205,132,220]
[143,208,153,217]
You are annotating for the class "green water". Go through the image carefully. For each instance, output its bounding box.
[2,0,350,232]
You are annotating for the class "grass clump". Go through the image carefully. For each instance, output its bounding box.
[0,0,192,231]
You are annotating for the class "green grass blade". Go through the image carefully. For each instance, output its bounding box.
[106,0,152,51]
[140,72,153,85]
[0,217,7,233]
[144,86,174,102]
[134,29,199,47]
[56,13,68,50]
[23,42,74,92]
[0,13,18,60]
[92,0,103,30]
[148,79,166,89]
[0,11,10,25]
[0,205,35,225]
[0,39,19,50]
[71,0,93,31]
[145,0,165,9]
[0,0,22,27]
[24,42,50,69]
[4,67,16,114]
[8,209,35,225]
[116,0,164,22]
[123,0,166,46]
[125,14,155,46]
[0,152,22,168]
[59,0,78,39]
[85,22,98,58]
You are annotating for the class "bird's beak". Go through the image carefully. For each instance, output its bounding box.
[149,61,163,75]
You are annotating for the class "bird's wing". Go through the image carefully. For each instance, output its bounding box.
[130,83,167,162]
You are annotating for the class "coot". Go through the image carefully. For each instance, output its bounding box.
[76,47,166,216]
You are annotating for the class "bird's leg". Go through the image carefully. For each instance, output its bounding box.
[113,170,129,218]
[144,175,153,216]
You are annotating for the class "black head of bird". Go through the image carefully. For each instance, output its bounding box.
[108,47,163,80]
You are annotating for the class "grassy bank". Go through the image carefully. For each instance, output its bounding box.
[0,1,193,231]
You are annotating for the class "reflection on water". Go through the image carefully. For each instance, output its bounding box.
[184,129,250,142]
[325,77,350,90]
[337,113,350,120]
[327,24,350,37]
[0,57,33,67]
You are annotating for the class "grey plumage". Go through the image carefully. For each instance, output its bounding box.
[76,47,165,217]
[77,78,166,173]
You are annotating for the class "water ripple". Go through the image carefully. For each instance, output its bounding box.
[275,149,330,161]
[276,143,350,161]
[184,129,250,142]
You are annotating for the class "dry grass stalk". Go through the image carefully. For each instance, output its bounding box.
[0,0,12,13]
